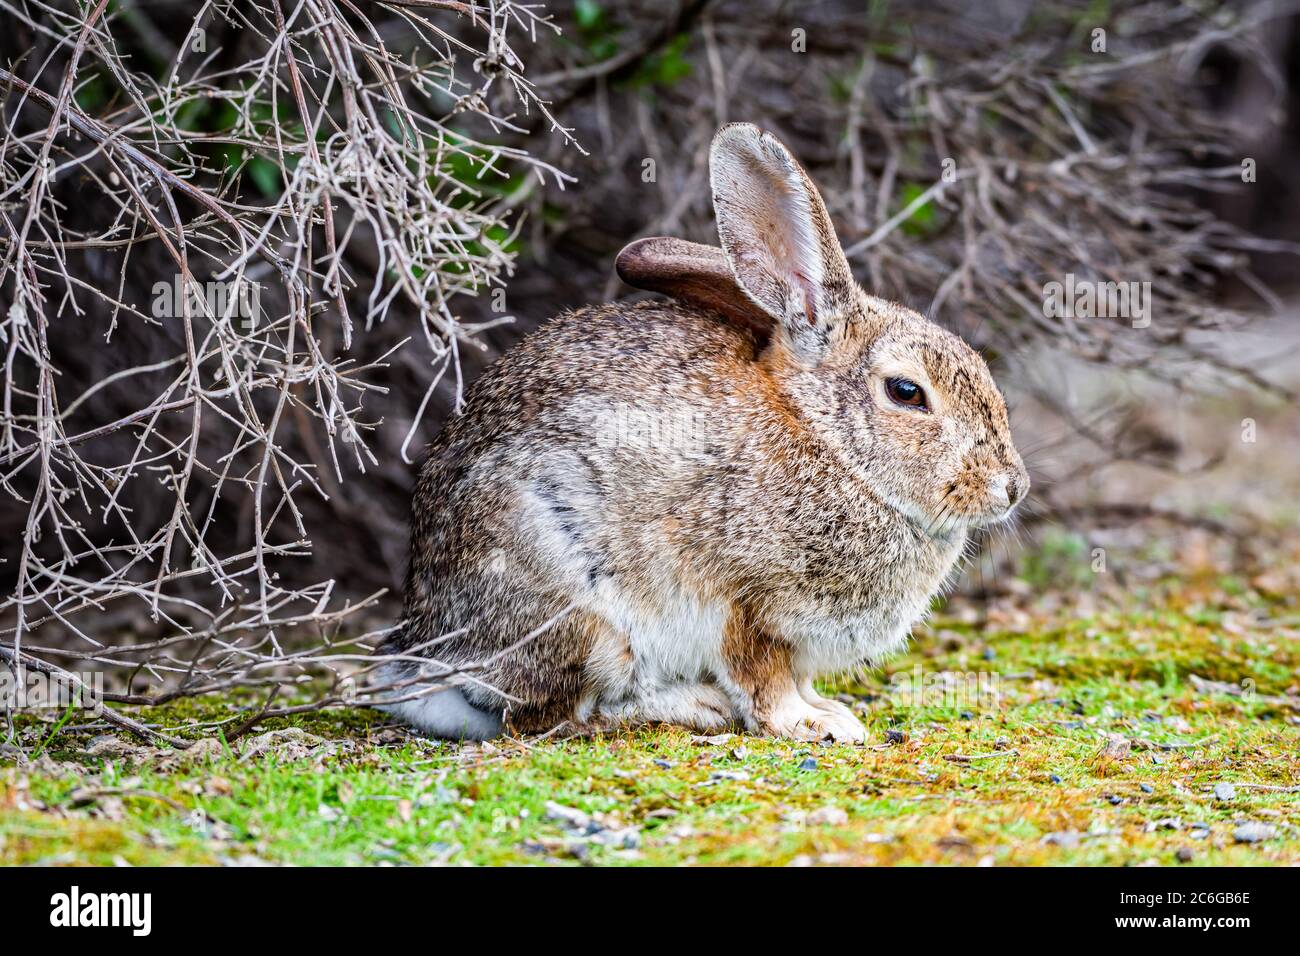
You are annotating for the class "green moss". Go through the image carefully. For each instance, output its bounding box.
[3,593,1298,866]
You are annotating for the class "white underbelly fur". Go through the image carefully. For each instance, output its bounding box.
[577,577,726,716]
[579,572,928,707]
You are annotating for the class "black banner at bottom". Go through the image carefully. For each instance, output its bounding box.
[0,864,1283,944]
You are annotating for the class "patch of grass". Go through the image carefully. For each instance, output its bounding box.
[3,591,1298,866]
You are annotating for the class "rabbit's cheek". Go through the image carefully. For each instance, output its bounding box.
[915,420,973,498]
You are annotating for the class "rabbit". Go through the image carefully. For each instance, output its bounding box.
[373,123,1028,743]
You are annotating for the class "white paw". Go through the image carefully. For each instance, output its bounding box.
[762,697,867,744]
[809,696,867,739]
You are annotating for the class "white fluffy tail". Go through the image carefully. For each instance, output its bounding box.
[375,671,502,740]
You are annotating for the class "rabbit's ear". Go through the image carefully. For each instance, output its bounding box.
[616,237,775,342]
[710,124,858,351]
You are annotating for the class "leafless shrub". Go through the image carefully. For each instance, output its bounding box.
[0,0,578,740]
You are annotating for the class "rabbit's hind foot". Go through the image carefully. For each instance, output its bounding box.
[591,681,736,734]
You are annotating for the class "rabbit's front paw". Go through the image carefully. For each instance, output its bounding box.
[809,696,867,739]
[762,696,867,744]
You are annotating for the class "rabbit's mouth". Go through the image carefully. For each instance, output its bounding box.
[864,473,1021,541]
[903,502,1020,542]
[960,501,1024,532]
[897,471,1027,539]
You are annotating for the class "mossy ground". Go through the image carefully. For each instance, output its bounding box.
[2,572,1297,866]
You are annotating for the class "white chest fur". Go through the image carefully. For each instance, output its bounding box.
[583,544,952,691]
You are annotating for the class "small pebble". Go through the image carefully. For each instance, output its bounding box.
[653,759,674,769]
[959,710,974,720]
[1107,794,1123,806]
[544,802,594,833]
[1213,782,1236,802]
[691,733,736,746]
[982,647,996,661]
[807,805,849,826]
[1176,847,1194,863]
[884,729,908,745]
[709,769,750,782]
[1232,822,1275,844]
[798,757,818,771]
[1049,774,1063,784]
[1043,831,1081,849]
[1140,783,1154,794]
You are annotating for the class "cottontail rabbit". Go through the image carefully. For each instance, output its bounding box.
[375,124,1028,742]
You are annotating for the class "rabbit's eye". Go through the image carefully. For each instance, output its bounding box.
[885,377,928,410]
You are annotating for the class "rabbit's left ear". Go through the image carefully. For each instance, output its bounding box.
[615,237,775,343]
[710,124,860,354]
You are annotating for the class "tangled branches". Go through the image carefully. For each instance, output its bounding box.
[0,0,577,734]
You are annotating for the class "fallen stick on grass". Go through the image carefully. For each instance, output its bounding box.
[943,749,1019,763]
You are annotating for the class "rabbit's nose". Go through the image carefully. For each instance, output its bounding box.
[989,473,1026,510]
